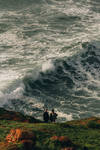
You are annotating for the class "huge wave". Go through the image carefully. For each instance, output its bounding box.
[1,41,100,121]
[24,41,100,99]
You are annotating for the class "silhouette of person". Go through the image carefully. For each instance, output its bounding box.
[50,109,58,122]
[43,109,49,123]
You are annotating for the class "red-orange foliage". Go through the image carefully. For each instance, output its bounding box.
[6,129,35,143]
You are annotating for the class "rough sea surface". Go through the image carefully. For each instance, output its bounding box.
[0,0,100,121]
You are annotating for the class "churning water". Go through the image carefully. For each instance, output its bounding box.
[0,0,100,121]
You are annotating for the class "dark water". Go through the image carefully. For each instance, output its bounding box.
[0,0,100,121]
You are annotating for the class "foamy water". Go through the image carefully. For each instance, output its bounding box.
[0,0,100,121]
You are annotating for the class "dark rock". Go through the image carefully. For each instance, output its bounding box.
[0,107,41,123]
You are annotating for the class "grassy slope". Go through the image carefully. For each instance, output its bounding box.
[0,108,100,150]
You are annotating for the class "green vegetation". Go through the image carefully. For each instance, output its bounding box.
[87,120,100,129]
[0,108,100,150]
[0,119,100,150]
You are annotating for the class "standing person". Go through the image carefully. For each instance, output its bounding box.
[43,109,49,123]
[50,109,58,123]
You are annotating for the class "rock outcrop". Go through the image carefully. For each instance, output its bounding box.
[0,108,41,123]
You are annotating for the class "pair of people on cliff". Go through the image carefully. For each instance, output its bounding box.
[43,109,58,123]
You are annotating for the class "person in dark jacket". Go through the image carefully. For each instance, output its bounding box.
[43,109,49,123]
[50,109,58,122]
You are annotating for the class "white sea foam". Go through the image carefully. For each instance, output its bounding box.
[56,110,73,121]
[32,102,44,109]
[0,70,20,90]
[0,84,24,107]
[49,0,90,16]
[0,31,25,47]
[42,60,55,72]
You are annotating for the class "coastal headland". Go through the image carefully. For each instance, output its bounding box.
[0,108,100,150]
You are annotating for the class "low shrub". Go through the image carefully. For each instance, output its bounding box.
[87,120,100,129]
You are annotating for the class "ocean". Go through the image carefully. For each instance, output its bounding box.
[0,0,100,121]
